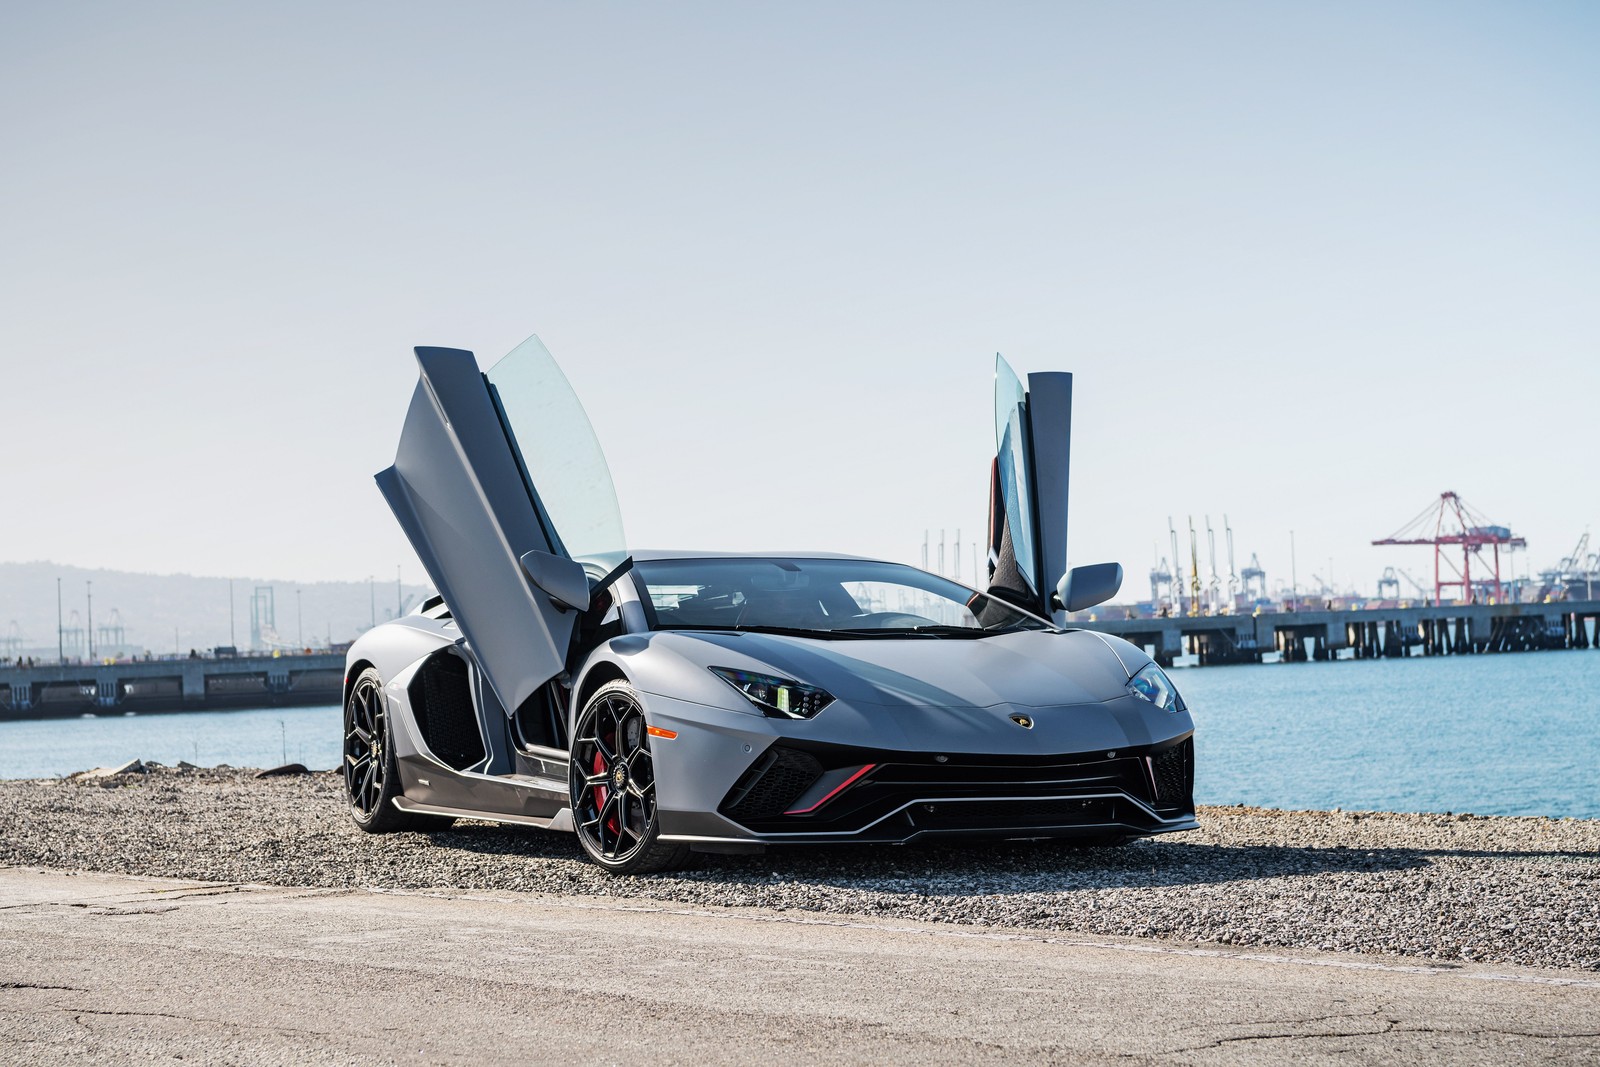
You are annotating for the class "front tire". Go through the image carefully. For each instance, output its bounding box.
[569,680,690,874]
[344,667,435,832]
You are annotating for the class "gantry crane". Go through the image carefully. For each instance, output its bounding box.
[1149,550,1174,613]
[1241,554,1267,602]
[1372,492,1525,604]
[1187,517,1202,616]
[1224,516,1240,612]
[1377,567,1401,600]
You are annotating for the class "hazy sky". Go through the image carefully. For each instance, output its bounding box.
[3,1,1596,598]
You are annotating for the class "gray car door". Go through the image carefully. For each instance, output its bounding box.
[987,355,1073,621]
[376,337,629,718]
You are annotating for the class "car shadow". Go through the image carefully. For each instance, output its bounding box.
[681,839,1436,893]
[422,823,1455,892]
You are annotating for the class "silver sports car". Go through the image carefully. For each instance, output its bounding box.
[344,335,1195,873]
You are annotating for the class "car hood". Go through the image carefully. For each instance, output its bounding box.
[649,627,1136,710]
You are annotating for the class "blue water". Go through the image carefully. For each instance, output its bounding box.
[0,705,343,779]
[2,652,1597,818]
[1181,652,1600,818]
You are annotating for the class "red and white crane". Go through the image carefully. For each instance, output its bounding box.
[1372,492,1525,604]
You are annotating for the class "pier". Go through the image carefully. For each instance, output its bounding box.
[1074,600,1600,667]
[0,652,345,720]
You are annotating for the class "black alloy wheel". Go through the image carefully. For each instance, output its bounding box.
[344,667,443,832]
[569,680,691,874]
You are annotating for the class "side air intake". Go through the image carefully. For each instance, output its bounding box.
[406,651,486,771]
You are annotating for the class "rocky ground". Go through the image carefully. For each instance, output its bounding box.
[2,765,1597,972]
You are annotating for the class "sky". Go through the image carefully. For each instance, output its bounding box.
[2,1,1596,601]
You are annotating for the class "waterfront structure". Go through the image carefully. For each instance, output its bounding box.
[1073,599,1600,667]
[0,651,344,718]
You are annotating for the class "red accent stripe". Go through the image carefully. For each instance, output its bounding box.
[784,763,877,815]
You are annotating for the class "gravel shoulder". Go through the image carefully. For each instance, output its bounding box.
[2,766,1597,972]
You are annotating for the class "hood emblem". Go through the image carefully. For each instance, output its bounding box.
[1009,714,1033,729]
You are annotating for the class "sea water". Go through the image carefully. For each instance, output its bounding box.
[1182,650,1600,818]
[2,651,1596,818]
[0,704,343,781]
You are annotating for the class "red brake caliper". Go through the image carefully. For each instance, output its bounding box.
[592,733,619,836]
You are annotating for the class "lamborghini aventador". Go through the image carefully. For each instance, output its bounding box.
[343,335,1195,873]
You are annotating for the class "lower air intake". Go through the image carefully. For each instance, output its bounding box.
[913,796,1121,830]
[721,747,823,821]
[1151,739,1193,805]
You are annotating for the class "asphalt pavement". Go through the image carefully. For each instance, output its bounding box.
[2,867,1597,1065]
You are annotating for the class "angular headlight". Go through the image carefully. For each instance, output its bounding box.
[1126,662,1184,712]
[709,667,834,719]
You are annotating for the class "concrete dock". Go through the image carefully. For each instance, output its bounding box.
[1073,600,1600,666]
[0,652,344,718]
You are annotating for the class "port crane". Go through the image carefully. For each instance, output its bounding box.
[1376,566,1432,601]
[1542,530,1599,600]
[1241,553,1268,602]
[1205,517,1223,614]
[1149,551,1174,613]
[1224,516,1240,612]
[1559,531,1590,573]
[1372,492,1525,603]
[1187,517,1202,616]
[1169,519,1184,615]
[1377,568,1400,600]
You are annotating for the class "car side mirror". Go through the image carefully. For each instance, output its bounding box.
[1054,562,1123,614]
[520,549,592,613]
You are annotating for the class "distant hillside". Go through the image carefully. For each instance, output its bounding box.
[0,561,433,657]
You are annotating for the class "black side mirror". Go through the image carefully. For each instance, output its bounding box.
[1053,562,1123,613]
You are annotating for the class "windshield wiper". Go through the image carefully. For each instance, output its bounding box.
[660,624,877,640]
[825,625,1009,639]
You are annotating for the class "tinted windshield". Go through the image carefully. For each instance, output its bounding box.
[485,335,628,574]
[633,558,1053,637]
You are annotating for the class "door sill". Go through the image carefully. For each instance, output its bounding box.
[393,796,574,833]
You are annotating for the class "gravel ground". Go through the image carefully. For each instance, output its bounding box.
[2,766,1597,972]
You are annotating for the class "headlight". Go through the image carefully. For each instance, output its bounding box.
[709,667,834,719]
[1126,662,1184,712]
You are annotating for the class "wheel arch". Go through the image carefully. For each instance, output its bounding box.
[572,658,631,718]
[344,658,377,712]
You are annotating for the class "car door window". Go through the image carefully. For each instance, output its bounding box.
[486,335,629,576]
[994,354,1038,597]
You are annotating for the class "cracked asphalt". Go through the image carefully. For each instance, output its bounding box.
[2,867,1598,1065]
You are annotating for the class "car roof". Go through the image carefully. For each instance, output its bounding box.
[628,549,885,563]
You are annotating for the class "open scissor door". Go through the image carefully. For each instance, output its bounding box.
[376,336,629,717]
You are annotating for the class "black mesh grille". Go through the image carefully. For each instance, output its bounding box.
[721,747,823,821]
[1152,739,1193,805]
[408,652,485,771]
[913,797,1120,829]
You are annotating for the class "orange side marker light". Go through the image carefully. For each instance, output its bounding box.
[646,725,678,740]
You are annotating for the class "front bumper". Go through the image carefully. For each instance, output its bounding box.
[656,734,1196,847]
